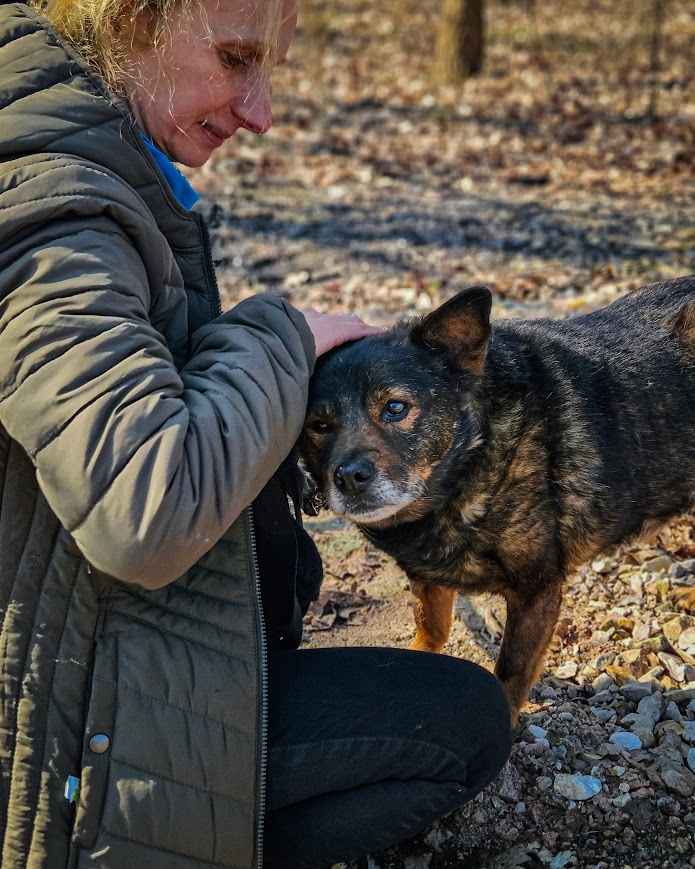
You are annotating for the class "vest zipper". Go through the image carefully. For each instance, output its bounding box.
[247,505,269,869]
[197,214,223,319]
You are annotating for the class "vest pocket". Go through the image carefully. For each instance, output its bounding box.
[71,632,119,851]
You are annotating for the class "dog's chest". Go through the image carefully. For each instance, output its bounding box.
[369,501,506,593]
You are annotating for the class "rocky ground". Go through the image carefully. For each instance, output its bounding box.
[185,0,695,864]
[303,516,695,869]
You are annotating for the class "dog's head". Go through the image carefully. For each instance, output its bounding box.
[300,286,492,528]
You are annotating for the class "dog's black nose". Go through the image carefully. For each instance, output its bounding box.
[334,458,375,495]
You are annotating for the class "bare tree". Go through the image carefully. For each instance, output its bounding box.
[434,0,485,84]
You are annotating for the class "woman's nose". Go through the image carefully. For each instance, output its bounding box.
[232,76,272,134]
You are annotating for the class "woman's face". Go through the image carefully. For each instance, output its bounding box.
[125,0,296,167]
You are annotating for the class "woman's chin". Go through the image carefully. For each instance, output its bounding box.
[162,131,216,168]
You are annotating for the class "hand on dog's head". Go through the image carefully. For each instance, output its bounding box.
[300,286,491,525]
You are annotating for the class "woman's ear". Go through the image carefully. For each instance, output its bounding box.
[116,2,157,50]
[411,285,492,375]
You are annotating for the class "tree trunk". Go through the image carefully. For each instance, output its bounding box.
[648,0,666,118]
[435,0,485,84]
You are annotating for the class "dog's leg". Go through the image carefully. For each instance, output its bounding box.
[495,582,563,725]
[409,580,458,652]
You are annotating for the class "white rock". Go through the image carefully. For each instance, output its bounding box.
[609,731,642,751]
[592,673,616,692]
[555,662,579,680]
[553,774,602,801]
[550,852,575,869]
[659,652,687,683]
[638,667,664,683]
[629,575,645,597]
[632,621,651,642]
[679,628,695,655]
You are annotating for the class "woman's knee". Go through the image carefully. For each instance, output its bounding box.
[465,664,513,789]
[411,653,512,789]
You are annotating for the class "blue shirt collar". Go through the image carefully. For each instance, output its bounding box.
[140,134,200,211]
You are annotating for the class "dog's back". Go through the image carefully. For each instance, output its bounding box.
[489,276,695,555]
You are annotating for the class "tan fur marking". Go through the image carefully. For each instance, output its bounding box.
[397,407,421,431]
[459,493,489,525]
[673,302,695,348]
[409,581,458,652]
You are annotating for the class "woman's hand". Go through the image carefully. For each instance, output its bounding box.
[299,309,382,357]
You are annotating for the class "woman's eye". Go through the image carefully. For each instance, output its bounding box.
[220,50,251,69]
[382,400,409,422]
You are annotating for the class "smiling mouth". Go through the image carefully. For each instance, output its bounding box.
[199,120,227,147]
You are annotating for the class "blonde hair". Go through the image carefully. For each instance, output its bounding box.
[32,0,284,94]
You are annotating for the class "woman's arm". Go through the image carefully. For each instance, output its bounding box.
[0,213,314,588]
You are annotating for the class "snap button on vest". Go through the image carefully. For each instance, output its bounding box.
[88,733,111,754]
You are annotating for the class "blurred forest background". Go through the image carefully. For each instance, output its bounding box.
[189,0,694,324]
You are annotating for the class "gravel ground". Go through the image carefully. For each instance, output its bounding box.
[303,520,695,869]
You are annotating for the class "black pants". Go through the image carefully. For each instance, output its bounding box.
[263,647,512,869]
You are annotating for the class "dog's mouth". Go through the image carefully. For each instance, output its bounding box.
[343,500,412,526]
[325,474,428,527]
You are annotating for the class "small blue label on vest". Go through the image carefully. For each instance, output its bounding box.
[64,775,80,804]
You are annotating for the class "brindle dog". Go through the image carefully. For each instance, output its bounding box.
[300,277,695,723]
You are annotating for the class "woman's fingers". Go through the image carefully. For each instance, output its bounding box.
[299,309,383,357]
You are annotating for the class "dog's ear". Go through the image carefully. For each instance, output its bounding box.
[411,286,492,374]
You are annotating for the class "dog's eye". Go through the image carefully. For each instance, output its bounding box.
[382,400,409,422]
